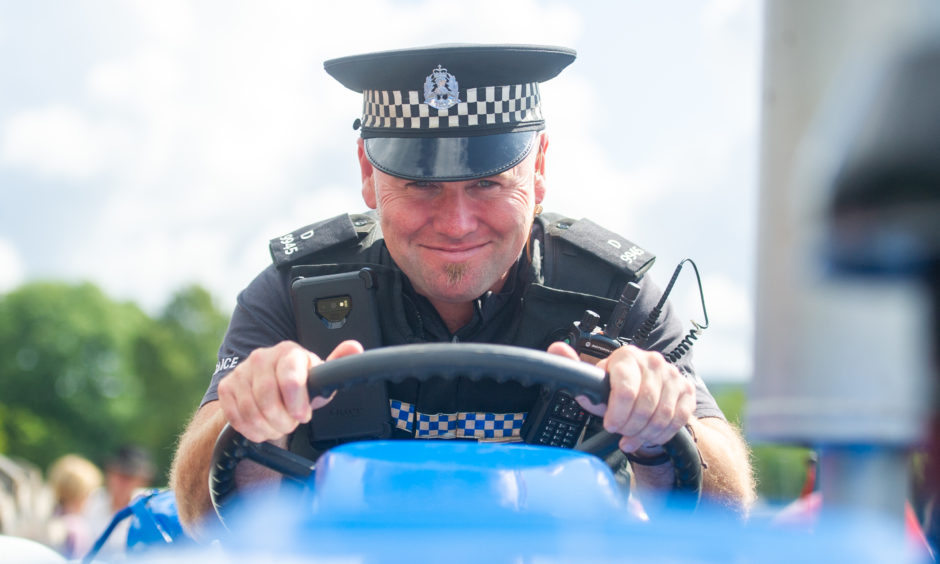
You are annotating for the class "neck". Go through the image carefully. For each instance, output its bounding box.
[426,272,511,334]
[428,299,474,334]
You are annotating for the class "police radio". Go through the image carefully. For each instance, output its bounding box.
[524,259,709,449]
[565,281,641,358]
[522,281,641,448]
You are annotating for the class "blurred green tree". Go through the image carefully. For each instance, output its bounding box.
[0,282,148,471]
[0,282,228,485]
[712,383,814,504]
[128,285,229,480]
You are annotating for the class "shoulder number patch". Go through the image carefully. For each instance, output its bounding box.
[269,214,358,268]
[557,218,655,279]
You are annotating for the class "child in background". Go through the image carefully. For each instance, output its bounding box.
[47,454,102,558]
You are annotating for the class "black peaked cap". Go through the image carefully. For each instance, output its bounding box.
[324,44,576,92]
[324,44,576,181]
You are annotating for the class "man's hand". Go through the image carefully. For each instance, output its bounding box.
[546,341,696,454]
[546,341,756,512]
[217,339,364,443]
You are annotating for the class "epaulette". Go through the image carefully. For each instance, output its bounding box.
[540,213,655,283]
[269,213,377,269]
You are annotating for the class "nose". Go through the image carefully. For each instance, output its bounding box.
[432,185,478,239]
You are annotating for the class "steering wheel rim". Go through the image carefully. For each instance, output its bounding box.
[209,343,703,525]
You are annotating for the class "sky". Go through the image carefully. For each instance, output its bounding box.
[0,0,762,382]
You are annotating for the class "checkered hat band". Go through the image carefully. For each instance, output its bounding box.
[363,83,542,131]
[388,400,526,439]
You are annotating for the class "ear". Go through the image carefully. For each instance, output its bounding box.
[533,133,548,204]
[358,138,377,209]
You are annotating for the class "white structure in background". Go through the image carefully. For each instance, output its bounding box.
[748,0,940,522]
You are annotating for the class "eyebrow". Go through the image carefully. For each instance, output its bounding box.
[480,168,522,181]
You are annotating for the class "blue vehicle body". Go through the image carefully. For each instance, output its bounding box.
[105,440,925,564]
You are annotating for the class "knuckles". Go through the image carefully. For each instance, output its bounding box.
[217,341,313,438]
[643,349,668,371]
[646,406,675,433]
[608,380,638,404]
[604,345,697,443]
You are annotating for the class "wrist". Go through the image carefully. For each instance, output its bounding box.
[625,445,670,466]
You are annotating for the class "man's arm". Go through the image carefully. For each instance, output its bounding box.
[170,402,227,540]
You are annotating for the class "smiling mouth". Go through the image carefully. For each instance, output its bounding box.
[423,243,488,259]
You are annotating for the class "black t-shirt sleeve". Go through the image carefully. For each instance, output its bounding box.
[200,265,296,407]
[627,277,725,421]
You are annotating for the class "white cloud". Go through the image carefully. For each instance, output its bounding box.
[1,0,586,312]
[0,0,761,387]
[0,105,132,179]
[679,274,754,381]
[0,238,24,293]
[702,0,748,33]
[695,334,753,383]
[540,74,677,231]
[701,0,762,127]
[126,0,196,47]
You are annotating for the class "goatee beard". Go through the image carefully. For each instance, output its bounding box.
[444,263,468,285]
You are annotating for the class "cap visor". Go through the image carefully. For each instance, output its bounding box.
[364,131,538,181]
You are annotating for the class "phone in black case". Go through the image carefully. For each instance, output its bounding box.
[289,267,390,447]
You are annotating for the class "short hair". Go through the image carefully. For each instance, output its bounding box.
[48,454,102,506]
[105,444,155,481]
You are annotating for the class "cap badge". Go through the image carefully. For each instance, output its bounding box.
[423,65,460,110]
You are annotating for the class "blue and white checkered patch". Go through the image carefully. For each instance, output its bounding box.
[416,412,458,439]
[388,400,527,441]
[457,411,526,439]
[390,399,416,433]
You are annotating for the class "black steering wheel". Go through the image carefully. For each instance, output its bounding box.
[209,343,703,525]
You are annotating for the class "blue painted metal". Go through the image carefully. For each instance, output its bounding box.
[308,440,630,524]
[84,489,189,563]
[126,489,188,552]
[127,441,923,563]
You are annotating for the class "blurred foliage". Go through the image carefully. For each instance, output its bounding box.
[0,282,228,486]
[712,384,814,503]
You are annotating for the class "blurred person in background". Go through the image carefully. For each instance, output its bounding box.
[47,454,102,558]
[83,444,155,557]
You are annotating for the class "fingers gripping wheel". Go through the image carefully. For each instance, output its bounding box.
[208,343,703,524]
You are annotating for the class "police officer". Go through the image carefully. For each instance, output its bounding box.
[170,44,755,538]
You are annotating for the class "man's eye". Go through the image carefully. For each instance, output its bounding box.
[408,181,437,190]
[475,180,498,188]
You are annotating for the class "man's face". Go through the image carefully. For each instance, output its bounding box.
[361,142,546,306]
